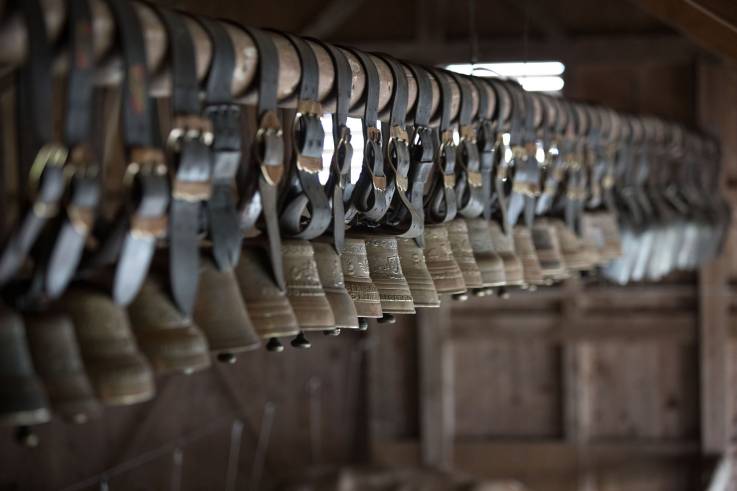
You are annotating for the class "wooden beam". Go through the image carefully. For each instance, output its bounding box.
[298,0,367,38]
[632,0,737,61]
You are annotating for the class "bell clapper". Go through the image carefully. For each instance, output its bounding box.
[472,288,486,297]
[452,292,469,302]
[217,352,237,364]
[323,329,341,336]
[266,338,285,352]
[377,313,396,324]
[291,332,312,349]
[358,318,369,331]
[497,287,510,299]
[15,426,39,448]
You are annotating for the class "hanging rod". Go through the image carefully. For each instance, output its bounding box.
[0,0,493,122]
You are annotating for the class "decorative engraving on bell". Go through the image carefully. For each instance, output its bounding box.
[127,275,211,376]
[422,224,466,294]
[466,218,506,288]
[513,226,546,286]
[25,312,101,423]
[312,241,360,329]
[340,237,383,319]
[194,258,261,360]
[552,219,593,271]
[282,240,336,331]
[446,219,484,290]
[397,238,440,308]
[487,221,524,286]
[235,245,299,340]
[63,288,155,406]
[0,305,51,426]
[362,235,416,315]
[531,220,570,282]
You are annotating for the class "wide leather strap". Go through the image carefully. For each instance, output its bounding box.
[491,80,515,235]
[238,26,285,290]
[103,0,169,305]
[346,49,388,225]
[536,98,565,216]
[278,33,331,240]
[375,55,422,239]
[448,72,484,219]
[472,78,497,221]
[0,0,66,288]
[317,41,352,253]
[505,85,537,229]
[424,68,457,224]
[199,17,242,272]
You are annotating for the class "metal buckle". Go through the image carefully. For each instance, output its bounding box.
[333,125,353,189]
[28,143,69,219]
[295,101,325,174]
[256,110,285,186]
[168,115,214,150]
[126,147,169,239]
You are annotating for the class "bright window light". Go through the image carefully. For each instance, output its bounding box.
[319,114,367,185]
[445,61,565,93]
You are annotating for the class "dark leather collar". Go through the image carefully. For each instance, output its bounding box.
[472,78,497,221]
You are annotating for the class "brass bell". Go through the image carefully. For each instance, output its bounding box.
[127,275,211,376]
[513,226,546,287]
[0,305,51,426]
[362,235,416,316]
[236,245,299,346]
[423,224,467,295]
[552,219,593,271]
[282,240,336,331]
[25,312,101,423]
[446,220,484,290]
[312,241,360,329]
[487,221,524,286]
[63,288,155,406]
[340,238,383,319]
[531,220,569,282]
[465,218,506,288]
[193,258,261,362]
[586,212,622,263]
[397,238,440,308]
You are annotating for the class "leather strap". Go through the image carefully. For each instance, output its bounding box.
[472,78,497,221]
[27,0,100,302]
[346,49,388,225]
[492,80,514,235]
[278,33,331,240]
[318,42,352,253]
[448,72,484,219]
[237,27,285,290]
[424,68,457,224]
[0,0,66,288]
[507,89,541,228]
[378,55,422,239]
[102,0,169,305]
[199,18,242,271]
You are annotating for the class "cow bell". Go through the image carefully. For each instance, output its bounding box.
[552,219,593,271]
[446,219,483,290]
[487,221,524,286]
[282,240,336,331]
[397,238,440,308]
[422,224,466,295]
[340,237,383,319]
[362,235,416,316]
[531,220,569,282]
[312,241,360,329]
[466,218,506,288]
[513,226,546,287]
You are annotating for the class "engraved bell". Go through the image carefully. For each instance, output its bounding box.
[531,220,570,282]
[423,224,466,295]
[466,218,506,288]
[340,238,383,319]
[446,219,483,290]
[235,245,299,351]
[282,240,336,331]
[552,219,593,271]
[25,312,101,423]
[127,275,211,376]
[513,226,546,287]
[397,238,440,308]
[194,258,261,362]
[312,241,360,329]
[487,221,524,287]
[63,287,155,406]
[362,235,416,316]
[0,305,50,426]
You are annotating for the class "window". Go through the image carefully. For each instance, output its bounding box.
[445,61,565,93]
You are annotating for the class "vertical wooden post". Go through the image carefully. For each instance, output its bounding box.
[418,304,455,469]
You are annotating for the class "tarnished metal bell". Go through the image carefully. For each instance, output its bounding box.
[25,312,101,423]
[283,240,336,331]
[128,275,211,375]
[397,238,440,308]
[63,288,155,406]
[487,221,524,286]
[235,245,299,348]
[513,226,546,286]
[466,218,506,288]
[423,224,466,294]
[340,238,383,319]
[552,219,593,271]
[194,258,260,361]
[446,220,483,290]
[0,305,50,426]
[312,241,360,329]
[531,221,569,282]
[362,235,416,315]
[583,212,622,263]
